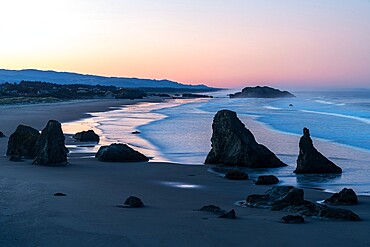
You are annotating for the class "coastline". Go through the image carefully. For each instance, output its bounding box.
[0,98,370,246]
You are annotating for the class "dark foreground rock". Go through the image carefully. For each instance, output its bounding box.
[229,86,295,98]
[124,196,144,208]
[205,110,286,168]
[73,130,100,142]
[96,143,149,162]
[295,128,342,174]
[0,131,5,137]
[255,175,279,185]
[33,120,69,166]
[281,215,305,224]
[246,186,360,221]
[218,209,236,219]
[324,188,358,205]
[7,125,40,159]
[225,170,249,180]
[200,205,226,215]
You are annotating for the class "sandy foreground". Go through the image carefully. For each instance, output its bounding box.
[0,99,370,247]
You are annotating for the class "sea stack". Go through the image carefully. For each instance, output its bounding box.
[294,128,342,174]
[33,120,69,166]
[6,125,40,159]
[205,110,286,168]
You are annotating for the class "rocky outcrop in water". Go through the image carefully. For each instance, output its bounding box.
[295,128,342,174]
[246,186,360,221]
[96,143,149,162]
[324,188,358,205]
[0,131,5,137]
[73,130,100,142]
[205,110,286,168]
[229,86,295,98]
[33,120,68,166]
[6,125,40,159]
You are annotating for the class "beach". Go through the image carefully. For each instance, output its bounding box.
[1,99,370,247]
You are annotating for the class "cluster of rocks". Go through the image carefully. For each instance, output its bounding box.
[6,120,68,166]
[205,110,343,175]
[6,122,149,165]
[246,186,360,221]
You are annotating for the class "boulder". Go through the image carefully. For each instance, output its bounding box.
[255,175,279,185]
[324,188,358,205]
[6,125,40,159]
[199,205,226,215]
[205,110,287,168]
[0,131,5,137]
[246,185,360,221]
[54,192,66,196]
[218,209,236,219]
[73,130,100,142]
[229,86,295,98]
[33,120,69,166]
[281,215,305,224]
[295,128,342,174]
[96,143,149,162]
[124,196,144,208]
[225,170,249,180]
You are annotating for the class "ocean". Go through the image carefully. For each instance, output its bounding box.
[63,89,370,195]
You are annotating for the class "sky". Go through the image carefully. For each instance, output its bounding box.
[0,0,369,88]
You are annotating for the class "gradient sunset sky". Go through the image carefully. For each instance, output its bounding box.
[1,0,369,88]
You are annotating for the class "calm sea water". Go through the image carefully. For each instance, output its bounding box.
[63,90,370,195]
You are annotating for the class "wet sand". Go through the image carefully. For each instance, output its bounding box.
[0,99,369,247]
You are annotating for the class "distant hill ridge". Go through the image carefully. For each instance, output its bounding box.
[0,69,212,90]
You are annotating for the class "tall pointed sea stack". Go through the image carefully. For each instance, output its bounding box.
[33,120,69,166]
[294,128,342,174]
[205,110,286,168]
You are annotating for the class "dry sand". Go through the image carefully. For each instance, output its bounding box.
[0,99,369,247]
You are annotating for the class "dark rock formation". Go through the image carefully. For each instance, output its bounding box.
[199,205,226,215]
[0,131,5,137]
[6,125,40,159]
[132,131,141,134]
[225,170,249,180]
[33,120,69,166]
[246,186,360,221]
[115,89,146,99]
[54,192,66,196]
[218,209,236,219]
[229,86,295,98]
[255,175,279,185]
[281,215,305,224]
[205,110,286,168]
[295,128,342,174]
[124,196,144,208]
[324,188,358,205]
[73,130,100,142]
[96,143,149,162]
